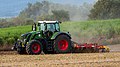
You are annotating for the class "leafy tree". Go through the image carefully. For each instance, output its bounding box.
[36,15,54,21]
[89,0,120,20]
[19,1,49,20]
[52,10,70,21]
[36,10,70,21]
[0,1,93,28]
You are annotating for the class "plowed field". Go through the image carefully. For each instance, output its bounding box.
[0,51,120,67]
[0,44,120,67]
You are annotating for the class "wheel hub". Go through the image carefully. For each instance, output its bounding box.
[58,40,68,51]
[32,43,40,53]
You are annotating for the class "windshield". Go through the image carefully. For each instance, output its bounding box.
[47,23,60,32]
[38,23,60,32]
[47,24,55,32]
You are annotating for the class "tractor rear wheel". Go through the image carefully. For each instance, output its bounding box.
[26,40,43,55]
[54,35,72,53]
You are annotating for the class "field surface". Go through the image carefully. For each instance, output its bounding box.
[0,52,120,67]
[0,44,120,67]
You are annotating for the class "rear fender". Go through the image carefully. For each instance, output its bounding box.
[51,32,71,40]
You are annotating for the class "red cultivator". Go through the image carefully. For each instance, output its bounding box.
[72,42,110,53]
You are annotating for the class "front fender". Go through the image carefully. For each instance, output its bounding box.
[51,32,71,40]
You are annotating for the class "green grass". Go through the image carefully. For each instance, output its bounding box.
[61,19,120,44]
[0,25,31,45]
[0,25,31,37]
[0,19,120,46]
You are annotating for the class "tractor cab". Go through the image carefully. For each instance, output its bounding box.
[32,21,61,38]
[38,21,60,32]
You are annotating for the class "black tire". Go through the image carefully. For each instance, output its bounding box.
[16,41,26,54]
[26,40,43,55]
[102,48,106,52]
[17,47,26,54]
[54,35,72,53]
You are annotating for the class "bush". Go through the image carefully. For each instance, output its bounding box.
[0,37,4,46]
[14,35,19,41]
[5,37,15,45]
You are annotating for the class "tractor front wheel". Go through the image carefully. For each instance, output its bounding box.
[26,40,43,55]
[54,35,72,53]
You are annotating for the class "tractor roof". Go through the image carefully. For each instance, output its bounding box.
[38,21,61,23]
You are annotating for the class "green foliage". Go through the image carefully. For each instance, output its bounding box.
[89,0,120,20]
[36,10,70,21]
[0,37,4,46]
[0,19,120,45]
[11,17,34,26]
[19,1,70,21]
[61,19,120,44]
[0,18,13,28]
[36,15,54,21]
[19,1,50,20]
[52,10,70,21]
[0,25,31,45]
[0,1,93,28]
[5,38,15,45]
[0,17,34,28]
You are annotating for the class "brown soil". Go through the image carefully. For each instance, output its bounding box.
[0,52,120,67]
[0,44,120,67]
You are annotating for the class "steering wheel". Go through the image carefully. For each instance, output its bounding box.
[43,30,53,38]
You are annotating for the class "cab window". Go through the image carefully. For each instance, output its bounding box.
[46,24,55,32]
[55,23,60,31]
[38,23,45,31]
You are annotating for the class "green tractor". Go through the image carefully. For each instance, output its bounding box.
[12,21,72,55]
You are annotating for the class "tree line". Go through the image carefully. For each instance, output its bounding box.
[0,0,120,28]
[0,1,93,28]
[89,0,120,20]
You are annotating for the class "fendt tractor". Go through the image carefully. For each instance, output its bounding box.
[12,21,73,55]
[12,21,110,55]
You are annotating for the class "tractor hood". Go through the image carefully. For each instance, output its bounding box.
[21,31,39,36]
[20,31,35,41]
[25,31,42,41]
[21,33,30,38]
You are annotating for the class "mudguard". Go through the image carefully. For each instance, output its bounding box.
[51,32,71,40]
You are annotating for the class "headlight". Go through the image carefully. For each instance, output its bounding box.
[17,39,20,41]
[24,39,26,42]
[39,34,41,36]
